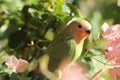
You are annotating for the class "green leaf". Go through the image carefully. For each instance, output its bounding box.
[10,73,20,80]
[54,0,63,15]
[1,72,10,80]
[66,3,84,19]
[31,0,39,5]
[90,10,102,40]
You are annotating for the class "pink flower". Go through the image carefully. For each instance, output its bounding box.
[101,23,120,64]
[101,23,120,80]
[102,24,120,41]
[57,57,88,80]
[101,22,109,32]
[6,55,29,73]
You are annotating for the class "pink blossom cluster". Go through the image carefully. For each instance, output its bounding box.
[5,55,29,73]
[101,23,120,65]
[101,23,120,80]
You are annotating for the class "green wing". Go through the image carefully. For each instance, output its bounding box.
[65,38,84,70]
[67,39,77,59]
[46,33,78,71]
[68,39,83,61]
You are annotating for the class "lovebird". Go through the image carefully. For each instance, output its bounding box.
[39,18,91,80]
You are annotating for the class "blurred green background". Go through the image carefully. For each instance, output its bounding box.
[0,0,120,80]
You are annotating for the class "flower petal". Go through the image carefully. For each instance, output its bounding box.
[5,55,18,69]
[14,59,29,73]
[57,57,88,80]
[101,22,109,32]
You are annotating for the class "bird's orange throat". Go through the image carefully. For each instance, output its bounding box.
[78,37,86,45]
[76,30,87,44]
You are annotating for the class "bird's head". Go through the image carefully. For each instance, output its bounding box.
[66,18,91,43]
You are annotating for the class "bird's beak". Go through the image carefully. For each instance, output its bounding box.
[85,30,91,37]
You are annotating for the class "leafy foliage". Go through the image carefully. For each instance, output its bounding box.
[0,0,120,80]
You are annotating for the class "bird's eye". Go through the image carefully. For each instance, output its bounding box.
[78,25,82,29]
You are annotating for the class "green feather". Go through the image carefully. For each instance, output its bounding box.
[65,37,86,70]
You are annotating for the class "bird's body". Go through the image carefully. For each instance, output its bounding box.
[39,18,91,80]
[46,18,91,72]
[46,31,73,72]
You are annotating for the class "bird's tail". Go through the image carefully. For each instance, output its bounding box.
[39,54,58,80]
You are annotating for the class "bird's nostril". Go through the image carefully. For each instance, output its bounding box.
[86,30,91,34]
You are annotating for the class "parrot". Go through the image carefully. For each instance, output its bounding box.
[39,18,91,80]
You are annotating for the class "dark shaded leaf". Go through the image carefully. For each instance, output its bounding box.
[8,30,28,49]
[10,73,20,80]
